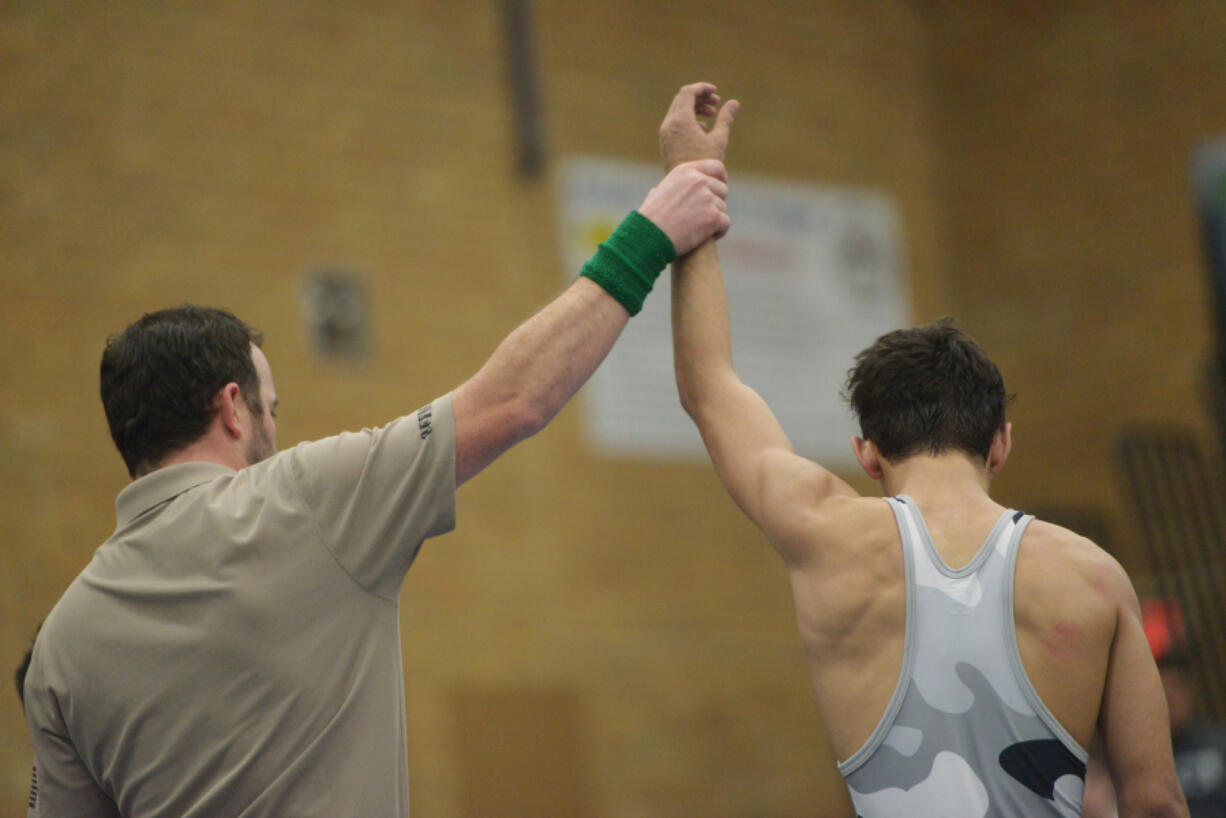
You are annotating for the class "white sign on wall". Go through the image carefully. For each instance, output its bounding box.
[557,156,909,467]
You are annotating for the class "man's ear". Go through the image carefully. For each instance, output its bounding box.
[216,383,244,439]
[988,422,1012,475]
[852,436,884,480]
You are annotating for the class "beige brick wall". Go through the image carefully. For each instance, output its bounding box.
[2,2,1222,815]
[924,4,1226,549]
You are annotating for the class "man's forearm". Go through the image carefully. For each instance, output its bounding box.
[672,239,735,415]
[453,208,681,484]
[487,278,628,435]
[452,155,730,486]
[452,277,628,484]
[482,206,679,432]
[671,234,815,531]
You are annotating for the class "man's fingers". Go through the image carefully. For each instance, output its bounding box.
[681,158,727,182]
[656,85,736,242]
[705,176,729,201]
[694,88,721,123]
[681,81,717,98]
[710,99,739,142]
[668,82,717,119]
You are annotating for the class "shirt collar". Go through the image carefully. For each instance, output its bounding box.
[115,461,235,526]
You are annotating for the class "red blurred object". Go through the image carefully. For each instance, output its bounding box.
[1141,598,1186,661]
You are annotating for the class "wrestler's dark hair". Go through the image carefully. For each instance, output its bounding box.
[844,317,1009,462]
[101,305,263,477]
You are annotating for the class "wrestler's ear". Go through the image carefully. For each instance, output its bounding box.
[853,436,884,480]
[988,423,1012,475]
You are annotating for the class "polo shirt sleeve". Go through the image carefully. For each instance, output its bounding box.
[24,658,121,817]
[288,393,457,599]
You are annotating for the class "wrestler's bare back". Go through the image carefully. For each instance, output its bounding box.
[782,493,1122,763]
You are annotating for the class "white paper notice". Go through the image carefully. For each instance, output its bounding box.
[557,157,909,466]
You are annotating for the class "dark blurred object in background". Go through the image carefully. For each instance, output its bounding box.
[1118,429,1226,721]
[1145,598,1226,817]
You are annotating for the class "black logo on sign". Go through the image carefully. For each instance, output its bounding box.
[417,404,433,439]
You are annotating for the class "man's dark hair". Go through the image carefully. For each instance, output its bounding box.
[16,625,39,708]
[100,306,264,477]
[844,317,1008,462]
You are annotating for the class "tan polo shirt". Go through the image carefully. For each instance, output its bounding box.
[24,395,456,817]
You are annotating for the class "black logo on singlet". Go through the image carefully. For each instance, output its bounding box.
[417,404,433,439]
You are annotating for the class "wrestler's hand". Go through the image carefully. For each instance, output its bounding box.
[659,82,739,171]
[639,159,730,255]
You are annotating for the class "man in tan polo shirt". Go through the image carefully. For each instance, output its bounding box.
[22,87,737,817]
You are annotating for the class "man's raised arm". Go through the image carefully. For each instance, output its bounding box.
[665,84,857,566]
[451,149,730,486]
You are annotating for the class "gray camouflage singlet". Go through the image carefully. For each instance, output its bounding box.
[837,495,1088,817]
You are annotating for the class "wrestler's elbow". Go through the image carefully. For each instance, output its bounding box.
[1115,776,1188,818]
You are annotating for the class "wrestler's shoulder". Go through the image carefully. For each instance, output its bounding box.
[1021,517,1133,600]
[808,494,898,544]
[1022,517,1111,562]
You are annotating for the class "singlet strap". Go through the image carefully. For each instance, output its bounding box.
[1003,515,1089,763]
[837,496,917,775]
[895,494,1015,577]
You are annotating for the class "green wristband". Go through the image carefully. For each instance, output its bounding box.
[580,210,677,316]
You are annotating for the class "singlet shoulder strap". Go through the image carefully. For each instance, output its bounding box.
[1002,513,1089,762]
[837,496,918,775]
[894,494,1015,577]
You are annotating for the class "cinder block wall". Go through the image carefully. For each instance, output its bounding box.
[2,3,1222,816]
[925,3,1226,538]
